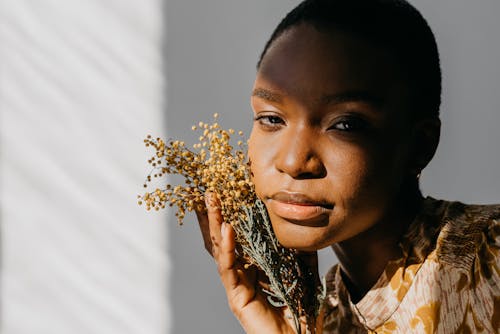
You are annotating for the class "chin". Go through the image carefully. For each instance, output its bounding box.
[272,221,334,251]
[277,238,328,252]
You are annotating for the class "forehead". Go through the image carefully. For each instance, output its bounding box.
[255,24,409,108]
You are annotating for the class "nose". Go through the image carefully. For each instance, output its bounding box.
[275,125,326,179]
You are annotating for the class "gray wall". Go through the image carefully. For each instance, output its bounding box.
[165,2,301,333]
[165,1,500,333]
[416,1,500,203]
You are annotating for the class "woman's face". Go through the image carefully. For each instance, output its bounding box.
[248,24,417,251]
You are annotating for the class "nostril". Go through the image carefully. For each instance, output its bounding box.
[294,171,325,180]
[274,129,326,179]
[277,154,326,179]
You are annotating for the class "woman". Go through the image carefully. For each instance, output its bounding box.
[197,0,500,332]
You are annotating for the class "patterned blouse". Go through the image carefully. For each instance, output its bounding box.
[322,197,500,334]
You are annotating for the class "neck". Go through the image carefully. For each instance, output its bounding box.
[331,183,423,303]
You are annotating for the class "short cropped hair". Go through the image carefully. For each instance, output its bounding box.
[257,0,441,121]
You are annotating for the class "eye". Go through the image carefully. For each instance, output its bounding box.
[254,114,285,130]
[329,116,369,132]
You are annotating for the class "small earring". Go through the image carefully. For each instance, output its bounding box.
[416,171,422,179]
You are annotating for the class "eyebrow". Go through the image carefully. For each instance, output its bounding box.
[252,88,283,103]
[321,91,384,107]
[252,87,383,107]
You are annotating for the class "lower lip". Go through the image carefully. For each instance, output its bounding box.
[267,199,330,221]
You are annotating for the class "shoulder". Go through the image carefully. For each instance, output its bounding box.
[427,200,500,332]
[434,199,500,270]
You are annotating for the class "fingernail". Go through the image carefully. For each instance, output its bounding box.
[221,222,226,236]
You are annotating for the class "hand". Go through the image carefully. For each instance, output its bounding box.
[196,192,323,334]
[195,192,294,333]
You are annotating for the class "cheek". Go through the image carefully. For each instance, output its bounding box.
[344,150,408,223]
[327,143,397,212]
[327,147,372,199]
[247,130,275,196]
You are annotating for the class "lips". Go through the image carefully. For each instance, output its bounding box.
[267,191,333,221]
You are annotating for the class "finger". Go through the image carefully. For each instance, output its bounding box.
[205,192,223,257]
[195,210,213,256]
[219,225,261,314]
[218,222,239,290]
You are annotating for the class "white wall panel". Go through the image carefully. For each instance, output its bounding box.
[0,1,169,333]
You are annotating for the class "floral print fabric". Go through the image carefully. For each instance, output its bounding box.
[322,197,500,333]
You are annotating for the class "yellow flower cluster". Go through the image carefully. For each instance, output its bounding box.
[138,113,255,225]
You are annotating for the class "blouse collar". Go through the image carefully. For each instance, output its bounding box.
[324,197,449,330]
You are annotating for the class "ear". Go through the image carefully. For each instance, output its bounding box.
[409,117,441,175]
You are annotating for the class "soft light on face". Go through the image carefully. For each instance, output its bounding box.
[248,24,415,251]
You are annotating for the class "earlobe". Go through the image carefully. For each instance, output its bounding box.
[409,117,441,175]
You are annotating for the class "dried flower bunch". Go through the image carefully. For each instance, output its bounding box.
[139,114,324,333]
[139,113,252,225]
